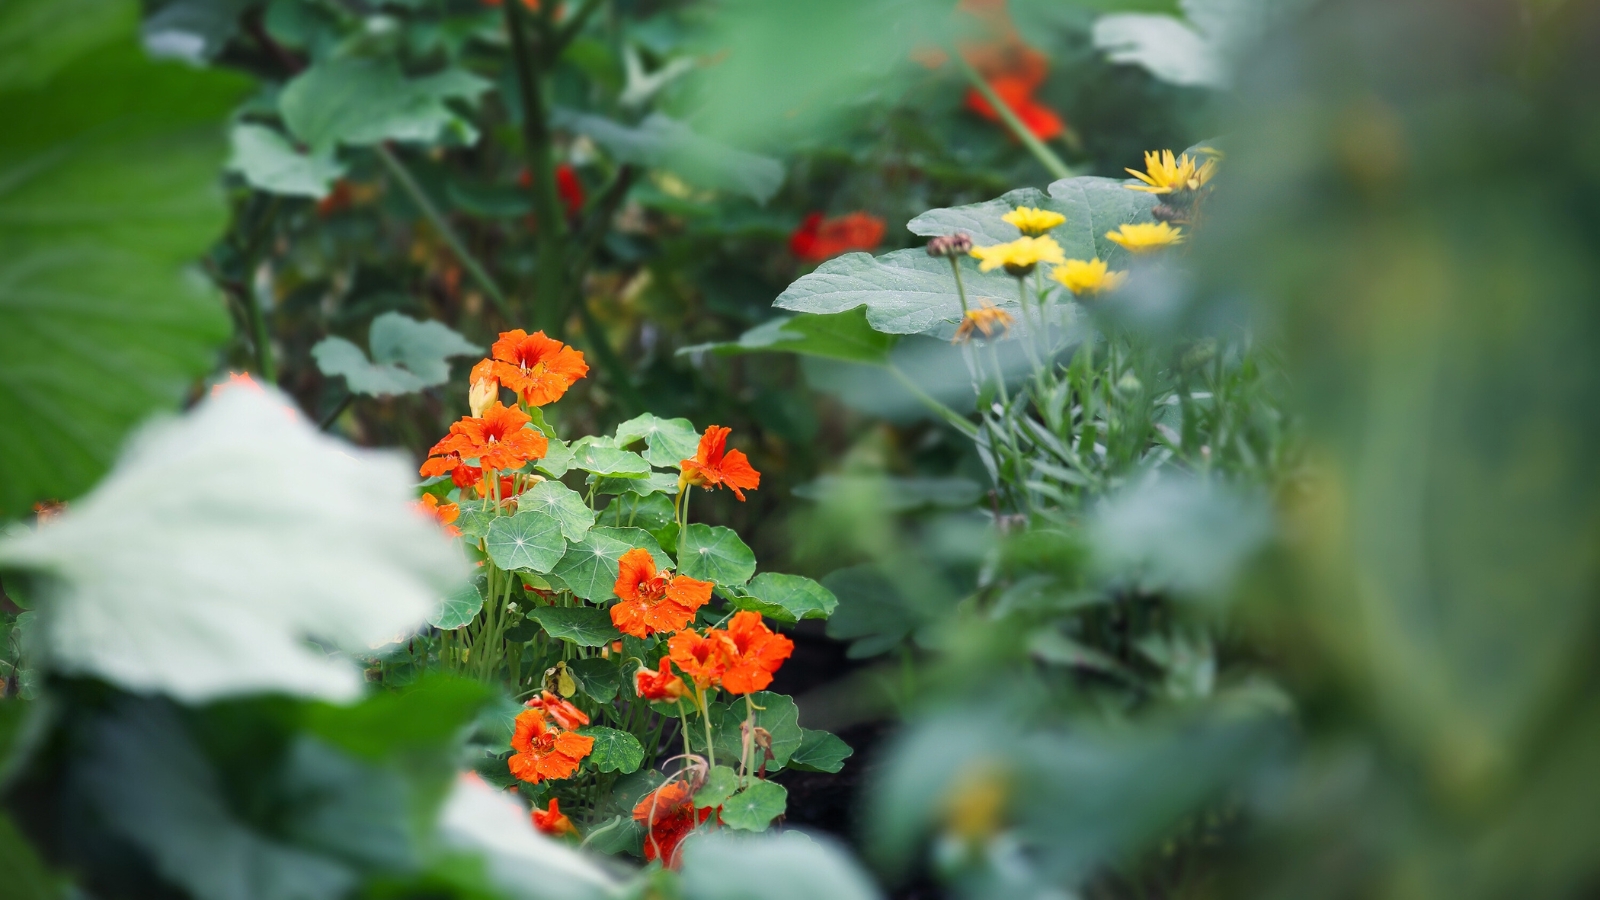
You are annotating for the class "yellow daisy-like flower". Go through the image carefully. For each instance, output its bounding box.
[953,300,1014,343]
[1124,150,1217,195]
[1001,206,1066,237]
[1050,258,1128,297]
[1106,222,1184,254]
[969,235,1067,276]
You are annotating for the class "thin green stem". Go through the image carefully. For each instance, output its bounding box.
[374,144,513,320]
[948,257,971,315]
[505,0,569,332]
[575,299,646,412]
[950,49,1073,181]
[245,280,277,384]
[698,687,716,770]
[889,364,979,439]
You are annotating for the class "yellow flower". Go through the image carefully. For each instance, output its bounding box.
[1106,222,1184,254]
[969,235,1066,276]
[1050,258,1128,296]
[1124,149,1217,195]
[1001,206,1065,237]
[952,300,1014,343]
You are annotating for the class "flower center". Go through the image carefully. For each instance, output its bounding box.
[638,574,670,603]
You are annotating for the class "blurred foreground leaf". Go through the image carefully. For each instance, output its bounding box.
[0,0,247,517]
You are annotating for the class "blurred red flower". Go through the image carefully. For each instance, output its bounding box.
[788,212,886,262]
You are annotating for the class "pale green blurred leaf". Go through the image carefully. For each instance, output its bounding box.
[226,123,346,199]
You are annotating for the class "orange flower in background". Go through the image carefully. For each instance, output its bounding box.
[415,494,462,537]
[474,473,523,502]
[526,691,591,731]
[632,780,716,867]
[611,548,714,638]
[532,797,577,838]
[789,212,886,262]
[429,402,548,471]
[919,0,1066,141]
[508,708,593,784]
[490,330,589,406]
[679,426,760,501]
[719,612,794,695]
[667,628,735,690]
[634,657,688,702]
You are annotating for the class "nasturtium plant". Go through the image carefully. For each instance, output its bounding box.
[406,327,844,861]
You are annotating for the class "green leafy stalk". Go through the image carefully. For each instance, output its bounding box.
[950,49,1073,181]
[373,144,513,320]
[505,1,569,332]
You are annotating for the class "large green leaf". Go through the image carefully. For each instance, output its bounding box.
[693,765,741,808]
[720,780,788,832]
[0,4,248,517]
[485,510,567,573]
[906,178,1158,267]
[280,58,489,154]
[678,831,878,900]
[226,123,345,199]
[1046,175,1160,264]
[727,572,838,624]
[569,437,651,477]
[517,480,596,543]
[577,726,645,774]
[682,308,899,365]
[773,248,1023,336]
[429,581,483,631]
[312,312,480,397]
[612,413,700,468]
[786,728,853,774]
[688,691,803,771]
[0,811,62,900]
[547,526,669,601]
[678,524,756,586]
[552,109,783,203]
[528,606,622,648]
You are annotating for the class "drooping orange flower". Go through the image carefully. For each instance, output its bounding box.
[788,212,886,262]
[634,657,688,702]
[507,708,593,784]
[610,549,714,639]
[632,780,716,867]
[415,494,462,537]
[666,628,735,691]
[531,797,577,837]
[525,691,591,731]
[490,330,589,407]
[679,426,760,501]
[428,402,549,472]
[719,612,794,695]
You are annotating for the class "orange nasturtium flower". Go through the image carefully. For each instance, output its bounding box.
[611,548,713,638]
[526,691,591,731]
[634,657,688,702]
[507,708,593,784]
[719,611,795,695]
[666,628,735,690]
[210,372,263,397]
[490,329,589,407]
[632,780,716,867]
[428,402,549,472]
[415,494,462,537]
[531,797,578,838]
[679,426,760,500]
[419,449,483,490]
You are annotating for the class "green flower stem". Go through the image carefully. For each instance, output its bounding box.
[677,698,693,770]
[948,257,971,315]
[697,686,717,770]
[950,49,1073,181]
[505,1,569,332]
[889,364,979,440]
[374,144,513,320]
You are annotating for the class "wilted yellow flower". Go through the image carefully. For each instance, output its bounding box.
[1050,258,1128,296]
[1106,222,1184,254]
[953,300,1014,343]
[1001,206,1066,237]
[1124,149,1217,195]
[969,235,1066,275]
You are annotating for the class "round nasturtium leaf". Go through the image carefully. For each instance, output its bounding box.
[484,509,567,573]
[677,524,756,586]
